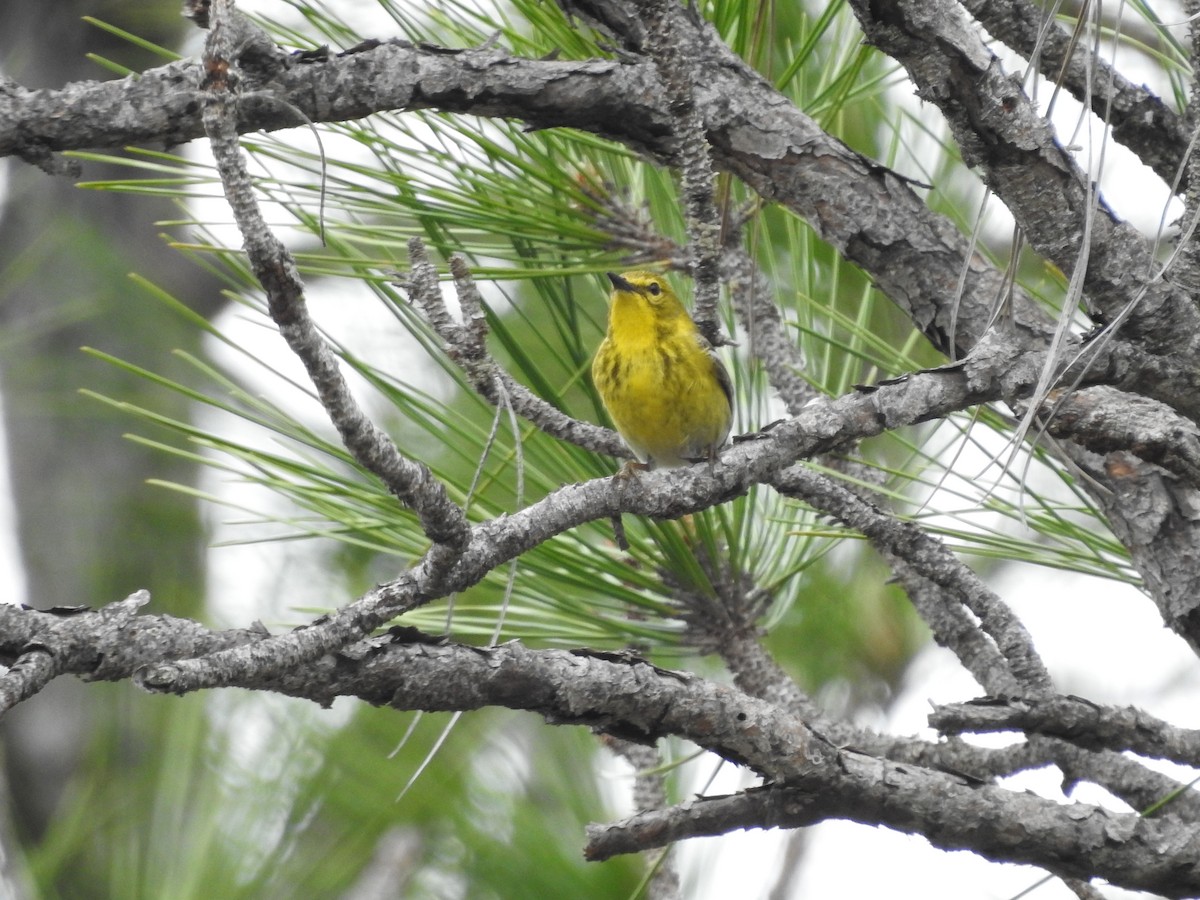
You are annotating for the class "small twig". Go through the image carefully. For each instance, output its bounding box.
[933,694,1200,768]
[1061,877,1108,900]
[400,243,628,459]
[610,514,629,551]
[0,646,64,716]
[1048,737,1200,821]
[634,0,723,344]
[661,540,823,719]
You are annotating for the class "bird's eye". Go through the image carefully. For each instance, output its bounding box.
[647,282,662,296]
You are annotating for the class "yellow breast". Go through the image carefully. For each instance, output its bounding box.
[592,273,732,468]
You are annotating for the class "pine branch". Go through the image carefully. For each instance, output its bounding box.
[200,2,470,554]
[847,0,1200,373]
[961,0,1187,188]
[5,595,1200,895]
[1045,385,1200,489]
[933,694,1200,769]
[401,241,628,458]
[137,341,1039,694]
[771,465,1051,696]
[0,28,1051,360]
[581,773,1200,896]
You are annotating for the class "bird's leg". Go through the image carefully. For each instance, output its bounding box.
[615,459,651,479]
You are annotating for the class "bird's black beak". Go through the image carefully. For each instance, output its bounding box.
[606,272,635,293]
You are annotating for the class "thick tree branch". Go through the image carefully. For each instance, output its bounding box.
[0,592,266,689]
[839,0,1200,651]
[282,639,1200,890]
[1056,441,1200,652]
[16,3,1194,420]
[0,27,1056,363]
[847,0,1200,411]
[962,0,1188,188]
[1045,385,1200,489]
[6,596,1199,896]
[291,631,1200,880]
[0,597,1010,798]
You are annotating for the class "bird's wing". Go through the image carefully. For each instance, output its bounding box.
[696,332,733,409]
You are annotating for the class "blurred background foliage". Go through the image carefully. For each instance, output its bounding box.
[0,0,1152,896]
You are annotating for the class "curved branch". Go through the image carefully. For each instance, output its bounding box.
[847,0,1200,405]
[6,596,1199,896]
[770,465,1050,696]
[16,5,1192,415]
[934,694,1200,769]
[402,242,628,458]
[1054,440,1200,652]
[0,598,1032,788]
[1046,385,1200,489]
[0,29,1054,362]
[201,7,470,560]
[137,338,1041,694]
[962,0,1188,188]
[582,775,1200,896]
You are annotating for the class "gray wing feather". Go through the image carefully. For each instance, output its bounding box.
[696,333,733,409]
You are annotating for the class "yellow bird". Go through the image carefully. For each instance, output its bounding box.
[592,271,733,468]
